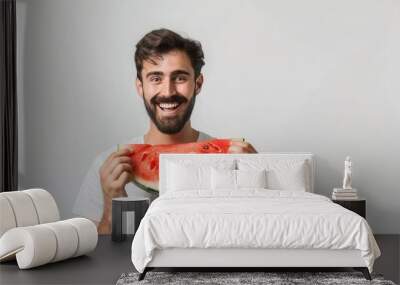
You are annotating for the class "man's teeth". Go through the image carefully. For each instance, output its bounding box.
[158,102,180,110]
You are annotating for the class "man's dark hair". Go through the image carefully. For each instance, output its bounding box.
[135,28,205,81]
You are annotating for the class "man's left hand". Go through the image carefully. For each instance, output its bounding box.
[229,140,258,153]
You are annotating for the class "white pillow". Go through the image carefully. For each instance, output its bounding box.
[166,160,236,192]
[236,169,267,188]
[211,168,268,190]
[166,163,209,191]
[211,168,236,190]
[237,159,309,191]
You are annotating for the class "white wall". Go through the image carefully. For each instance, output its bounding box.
[16,0,400,233]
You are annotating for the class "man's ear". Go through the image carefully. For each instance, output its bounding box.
[136,77,144,97]
[195,73,204,95]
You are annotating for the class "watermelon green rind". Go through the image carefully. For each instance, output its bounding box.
[132,179,159,196]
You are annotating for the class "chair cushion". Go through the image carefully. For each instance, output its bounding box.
[24,188,60,223]
[0,189,60,237]
[0,191,39,227]
[0,218,97,269]
[0,196,17,237]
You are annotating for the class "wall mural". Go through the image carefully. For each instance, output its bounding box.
[72,29,257,234]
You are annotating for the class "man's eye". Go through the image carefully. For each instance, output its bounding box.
[150,76,161,83]
[175,76,187,82]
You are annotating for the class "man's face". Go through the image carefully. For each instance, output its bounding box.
[136,50,203,134]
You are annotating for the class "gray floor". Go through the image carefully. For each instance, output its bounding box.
[0,235,398,285]
[0,236,134,285]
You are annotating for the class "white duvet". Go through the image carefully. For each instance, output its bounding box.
[131,190,380,273]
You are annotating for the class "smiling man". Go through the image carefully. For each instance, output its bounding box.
[73,29,257,234]
[136,34,204,144]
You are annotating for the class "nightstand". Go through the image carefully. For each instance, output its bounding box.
[332,198,366,218]
[111,197,150,242]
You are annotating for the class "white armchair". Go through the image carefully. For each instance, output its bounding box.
[0,188,97,269]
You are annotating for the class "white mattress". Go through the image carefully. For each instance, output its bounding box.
[131,190,380,273]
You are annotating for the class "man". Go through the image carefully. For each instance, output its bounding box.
[73,28,256,234]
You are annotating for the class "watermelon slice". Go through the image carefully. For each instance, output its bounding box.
[128,139,235,194]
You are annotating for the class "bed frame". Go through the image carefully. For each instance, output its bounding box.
[138,153,372,281]
[141,248,370,280]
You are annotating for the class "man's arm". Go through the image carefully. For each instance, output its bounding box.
[73,147,133,234]
[96,196,114,234]
[97,146,133,234]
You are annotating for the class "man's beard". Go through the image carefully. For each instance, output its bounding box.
[143,92,196,134]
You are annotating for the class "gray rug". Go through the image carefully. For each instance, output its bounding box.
[116,271,396,285]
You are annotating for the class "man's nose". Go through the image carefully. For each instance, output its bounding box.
[160,79,177,96]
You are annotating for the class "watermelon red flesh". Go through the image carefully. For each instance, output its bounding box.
[128,139,232,194]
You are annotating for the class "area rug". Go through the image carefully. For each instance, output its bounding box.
[116,271,396,285]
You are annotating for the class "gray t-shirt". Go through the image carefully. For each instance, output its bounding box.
[72,131,213,222]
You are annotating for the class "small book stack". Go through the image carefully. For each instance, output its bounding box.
[332,188,358,200]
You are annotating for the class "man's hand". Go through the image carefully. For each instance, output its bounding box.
[229,140,258,153]
[97,146,134,234]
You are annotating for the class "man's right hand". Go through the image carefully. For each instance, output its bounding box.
[97,146,134,234]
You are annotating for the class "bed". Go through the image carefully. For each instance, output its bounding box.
[131,153,381,280]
